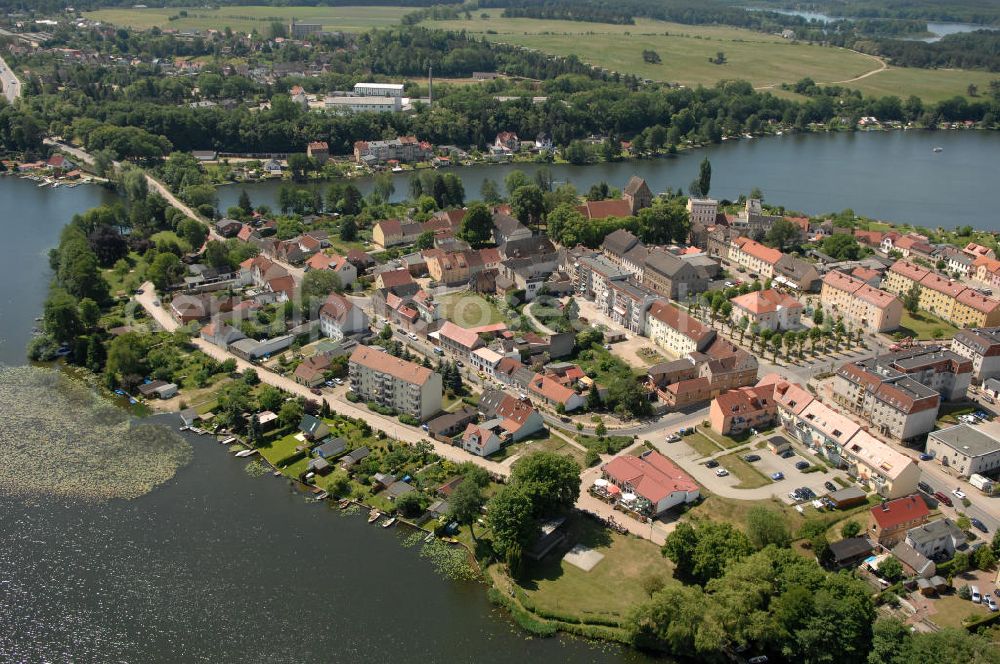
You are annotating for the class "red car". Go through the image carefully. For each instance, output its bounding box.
[933,491,953,507]
[310,388,322,396]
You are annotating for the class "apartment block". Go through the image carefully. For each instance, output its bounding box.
[644,301,715,357]
[952,327,1000,382]
[820,270,902,334]
[349,345,443,421]
[834,360,940,443]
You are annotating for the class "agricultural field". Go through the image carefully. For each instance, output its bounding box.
[85,6,410,33]
[427,13,993,102]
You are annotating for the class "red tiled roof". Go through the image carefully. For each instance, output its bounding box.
[646,301,712,344]
[919,272,966,298]
[438,321,482,349]
[602,451,698,504]
[955,288,1000,314]
[889,260,930,282]
[577,199,633,220]
[377,269,414,288]
[730,289,802,315]
[306,253,336,270]
[376,218,403,237]
[870,495,929,530]
[527,373,577,405]
[733,236,782,265]
[855,284,899,309]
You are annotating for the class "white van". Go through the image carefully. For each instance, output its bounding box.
[972,586,982,603]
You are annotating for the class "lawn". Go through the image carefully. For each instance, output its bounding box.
[685,493,805,533]
[85,6,409,32]
[684,431,724,458]
[437,291,505,328]
[929,592,991,630]
[426,13,990,102]
[717,452,773,489]
[898,309,960,340]
[490,432,587,467]
[698,426,751,449]
[517,514,674,622]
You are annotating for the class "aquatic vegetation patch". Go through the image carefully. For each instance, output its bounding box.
[244,458,269,478]
[419,540,480,582]
[0,367,192,501]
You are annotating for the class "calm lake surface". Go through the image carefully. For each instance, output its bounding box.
[220,131,1000,233]
[2,128,1000,661]
[0,177,644,662]
[756,7,997,41]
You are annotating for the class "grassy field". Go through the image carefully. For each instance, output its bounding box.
[898,309,960,340]
[85,6,409,33]
[518,515,674,622]
[684,431,724,458]
[437,292,505,327]
[427,13,992,102]
[717,451,773,489]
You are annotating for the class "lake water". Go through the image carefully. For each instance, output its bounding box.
[220,130,1000,233]
[0,177,117,366]
[0,176,645,662]
[757,7,997,41]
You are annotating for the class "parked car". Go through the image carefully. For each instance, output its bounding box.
[933,491,953,507]
[798,487,816,500]
[919,453,933,461]
[972,586,982,603]
[779,449,795,459]
[744,454,761,463]
[705,460,720,468]
[770,472,785,481]
[953,488,967,500]
[715,468,729,477]
[795,460,810,470]
[985,595,998,612]
[971,517,988,533]
[917,481,931,493]
[310,388,322,396]
[134,289,144,295]
[667,434,681,443]
[984,395,996,404]
[975,410,991,420]
[824,481,837,492]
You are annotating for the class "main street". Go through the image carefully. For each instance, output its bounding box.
[0,54,21,103]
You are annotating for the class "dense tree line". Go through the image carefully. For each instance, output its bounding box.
[874,31,1000,71]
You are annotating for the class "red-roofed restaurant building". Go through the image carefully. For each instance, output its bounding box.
[601,451,700,516]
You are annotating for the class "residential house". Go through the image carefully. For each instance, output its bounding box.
[820,271,902,334]
[869,495,930,547]
[478,389,546,441]
[494,131,520,152]
[773,254,822,292]
[576,198,634,220]
[374,268,415,290]
[601,451,700,516]
[294,353,332,387]
[601,229,641,267]
[353,137,431,165]
[729,289,803,332]
[339,446,371,471]
[905,518,968,560]
[306,140,329,164]
[460,422,503,457]
[199,321,246,348]
[436,321,484,360]
[471,347,504,379]
[709,385,777,436]
[298,414,330,441]
[319,293,370,341]
[372,219,423,249]
[348,346,443,421]
[526,373,584,412]
[964,242,995,261]
[492,212,532,245]
[644,301,715,357]
[425,406,479,443]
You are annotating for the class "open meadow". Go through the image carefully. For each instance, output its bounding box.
[84,5,410,33]
[427,12,994,102]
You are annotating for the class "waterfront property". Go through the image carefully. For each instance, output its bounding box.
[348,345,443,421]
[600,450,699,516]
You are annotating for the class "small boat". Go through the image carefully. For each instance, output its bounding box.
[933,146,943,152]
[272,470,282,477]
[178,426,189,432]
[423,532,435,543]
[338,499,351,509]
[314,491,329,500]
[381,517,396,528]
[234,449,257,458]
[221,436,237,445]
[367,509,381,524]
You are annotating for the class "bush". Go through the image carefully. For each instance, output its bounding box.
[585,448,601,467]
[399,413,420,426]
[346,391,360,402]
[958,584,972,600]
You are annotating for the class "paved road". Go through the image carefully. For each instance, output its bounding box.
[0,54,21,103]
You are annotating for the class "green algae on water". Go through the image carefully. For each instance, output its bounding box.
[0,366,192,501]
